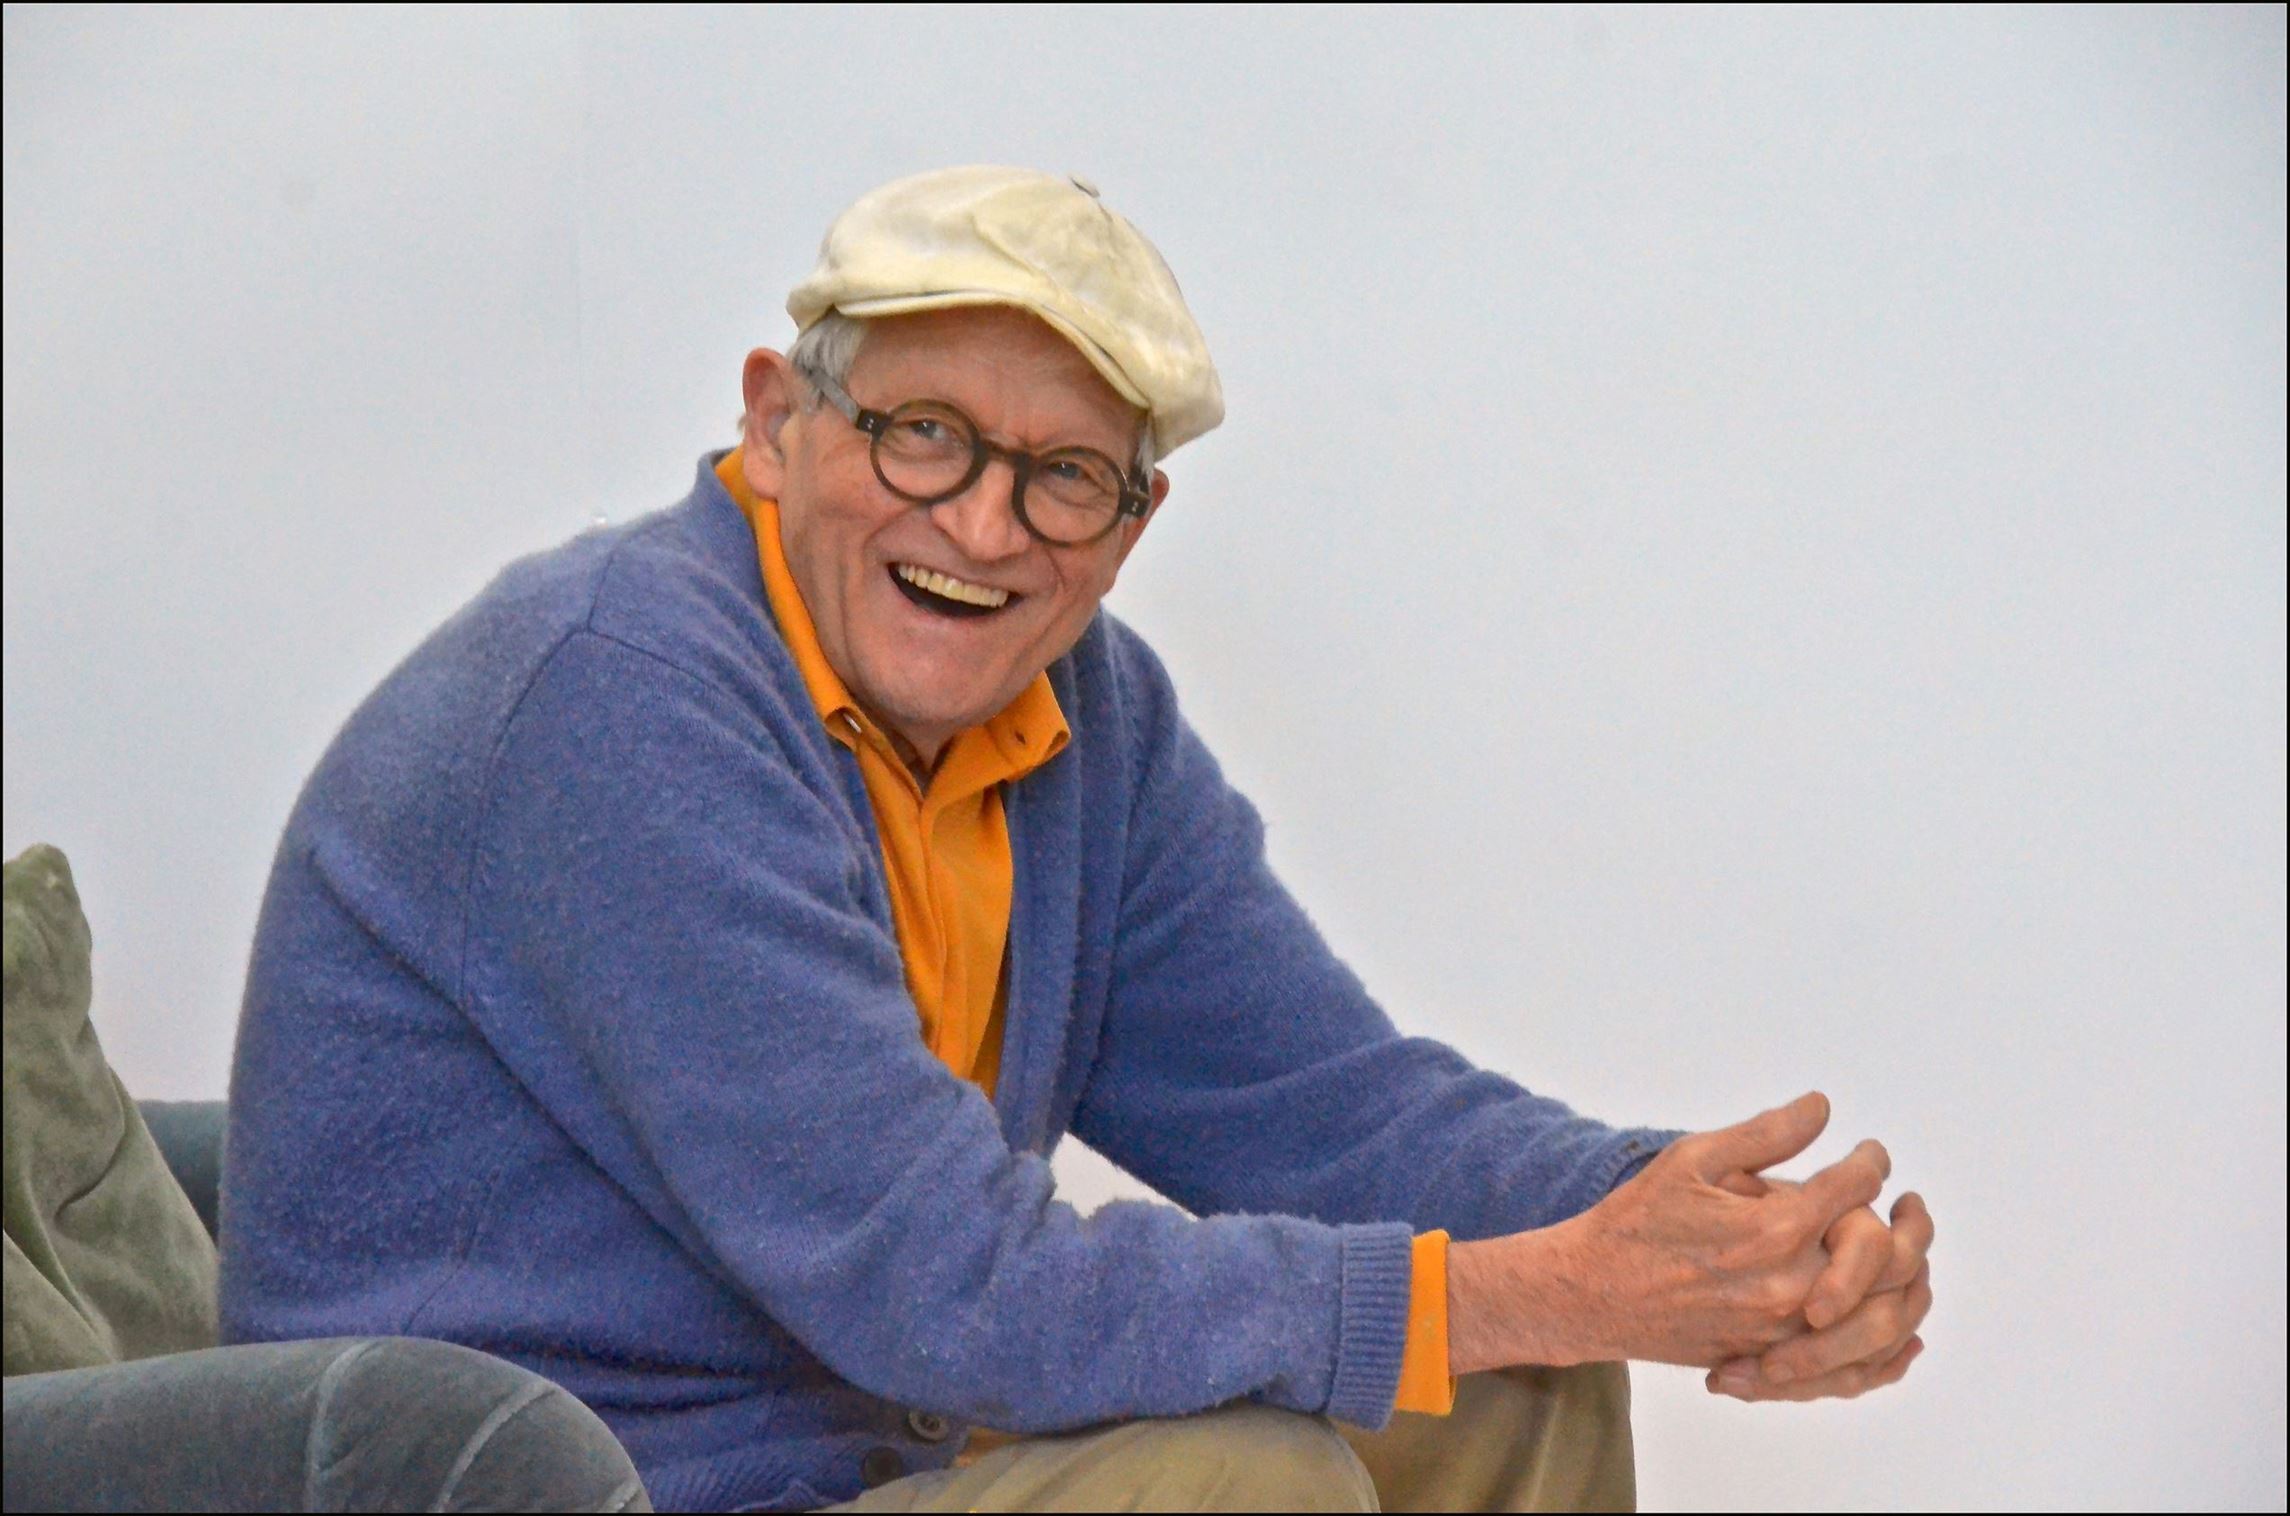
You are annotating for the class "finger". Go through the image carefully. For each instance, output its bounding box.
[1793,1138,1891,1229]
[1754,1261,1931,1384]
[1715,1333,1925,1403]
[1874,1192,1934,1292]
[1856,1332,1924,1395]
[1712,1335,1923,1403]
[1690,1092,1830,1180]
[1804,1207,1890,1330]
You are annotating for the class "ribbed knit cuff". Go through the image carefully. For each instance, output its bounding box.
[1323,1223,1416,1431]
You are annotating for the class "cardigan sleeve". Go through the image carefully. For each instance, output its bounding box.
[459,627,1418,1433]
[1068,623,1680,1245]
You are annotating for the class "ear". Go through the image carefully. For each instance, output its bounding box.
[740,348,803,499]
[1107,467,1171,576]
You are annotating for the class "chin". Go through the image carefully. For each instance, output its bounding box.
[870,677,1002,736]
[896,696,1001,736]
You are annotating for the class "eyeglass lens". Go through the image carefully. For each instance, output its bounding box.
[873,401,1125,545]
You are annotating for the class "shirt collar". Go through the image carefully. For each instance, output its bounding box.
[716,448,1070,786]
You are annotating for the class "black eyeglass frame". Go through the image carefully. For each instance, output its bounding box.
[796,360,1153,546]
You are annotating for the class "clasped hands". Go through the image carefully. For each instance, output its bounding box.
[1450,1091,1933,1402]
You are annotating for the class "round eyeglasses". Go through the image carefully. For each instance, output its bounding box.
[798,360,1151,547]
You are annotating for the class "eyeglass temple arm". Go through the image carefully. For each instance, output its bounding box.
[797,360,884,433]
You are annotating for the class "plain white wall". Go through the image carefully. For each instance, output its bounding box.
[5,6,2283,1509]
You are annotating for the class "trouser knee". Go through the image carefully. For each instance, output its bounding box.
[1496,1360,1630,1423]
[1465,1359,1633,1460]
[1151,1403,1377,1512]
[1468,1361,1635,1512]
[0,1336,648,1514]
[312,1337,650,1512]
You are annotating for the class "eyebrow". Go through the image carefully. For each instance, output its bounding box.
[906,388,1139,463]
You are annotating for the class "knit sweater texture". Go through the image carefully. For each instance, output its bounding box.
[220,452,1677,1512]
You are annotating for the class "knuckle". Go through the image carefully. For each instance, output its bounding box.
[1755,1274,1805,1320]
[1774,1199,1824,1247]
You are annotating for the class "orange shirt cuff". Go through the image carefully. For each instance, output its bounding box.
[1393,1230,1456,1415]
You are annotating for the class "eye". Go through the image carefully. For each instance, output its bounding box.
[1043,459,1089,482]
[897,416,948,443]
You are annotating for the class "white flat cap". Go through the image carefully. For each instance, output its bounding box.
[787,165,1224,460]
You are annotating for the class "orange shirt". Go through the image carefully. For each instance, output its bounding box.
[721,451,1452,1416]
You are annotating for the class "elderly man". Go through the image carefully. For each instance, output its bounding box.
[223,166,1934,1513]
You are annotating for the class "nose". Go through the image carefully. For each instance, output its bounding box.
[927,457,1034,563]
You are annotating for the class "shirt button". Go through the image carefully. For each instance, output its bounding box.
[906,1410,951,1443]
[860,1447,905,1488]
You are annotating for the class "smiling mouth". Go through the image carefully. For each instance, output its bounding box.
[889,563,1016,619]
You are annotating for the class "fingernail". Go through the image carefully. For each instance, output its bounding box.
[1717,1366,1756,1394]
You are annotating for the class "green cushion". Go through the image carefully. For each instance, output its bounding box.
[4,844,218,1375]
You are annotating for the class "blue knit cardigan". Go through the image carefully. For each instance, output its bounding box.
[220,453,1675,1511]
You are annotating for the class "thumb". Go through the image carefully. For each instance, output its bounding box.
[1692,1091,1830,1179]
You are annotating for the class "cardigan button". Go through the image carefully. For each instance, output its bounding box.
[860,1447,906,1488]
[906,1410,951,1443]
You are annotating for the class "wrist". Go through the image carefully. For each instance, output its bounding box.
[1449,1224,1607,1375]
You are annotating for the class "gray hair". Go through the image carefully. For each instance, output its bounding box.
[772,310,1157,477]
[785,310,872,401]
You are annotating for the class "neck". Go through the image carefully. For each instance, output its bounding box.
[871,709,948,782]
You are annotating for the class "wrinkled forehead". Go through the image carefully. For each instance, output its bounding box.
[844,307,1146,453]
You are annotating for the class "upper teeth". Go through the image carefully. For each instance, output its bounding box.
[897,564,1010,608]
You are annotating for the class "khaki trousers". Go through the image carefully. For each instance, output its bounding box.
[822,1363,1634,1513]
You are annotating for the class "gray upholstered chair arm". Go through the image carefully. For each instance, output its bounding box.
[137,1098,227,1239]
